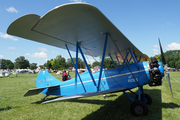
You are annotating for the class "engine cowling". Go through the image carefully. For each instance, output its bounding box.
[149,58,162,86]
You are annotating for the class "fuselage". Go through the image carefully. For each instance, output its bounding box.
[37,61,164,96]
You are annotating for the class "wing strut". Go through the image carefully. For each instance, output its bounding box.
[129,49,137,63]
[110,35,140,87]
[65,44,86,93]
[109,54,116,67]
[77,42,97,87]
[97,32,109,91]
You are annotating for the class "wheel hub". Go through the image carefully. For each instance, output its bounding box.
[135,105,143,114]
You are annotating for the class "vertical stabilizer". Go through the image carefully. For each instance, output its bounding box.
[36,70,61,88]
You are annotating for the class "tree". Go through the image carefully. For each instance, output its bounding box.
[151,50,180,69]
[15,56,30,69]
[0,59,14,69]
[30,63,37,70]
[92,61,101,68]
[66,57,85,69]
[39,65,45,69]
[44,59,53,69]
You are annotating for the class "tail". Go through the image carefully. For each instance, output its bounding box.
[36,70,61,88]
[24,70,61,97]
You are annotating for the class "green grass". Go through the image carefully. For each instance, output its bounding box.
[0,72,180,120]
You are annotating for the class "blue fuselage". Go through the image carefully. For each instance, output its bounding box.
[37,61,164,96]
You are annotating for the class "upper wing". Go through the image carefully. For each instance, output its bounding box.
[7,3,145,59]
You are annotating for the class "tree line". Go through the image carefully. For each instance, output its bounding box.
[150,50,180,69]
[0,50,179,70]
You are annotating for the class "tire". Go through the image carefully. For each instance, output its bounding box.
[141,94,152,105]
[131,100,149,116]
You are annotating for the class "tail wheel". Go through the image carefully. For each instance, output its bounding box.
[131,100,149,116]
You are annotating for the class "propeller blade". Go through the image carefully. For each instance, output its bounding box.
[164,64,173,97]
[158,38,166,64]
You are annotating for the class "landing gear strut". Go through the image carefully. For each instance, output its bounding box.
[41,95,49,101]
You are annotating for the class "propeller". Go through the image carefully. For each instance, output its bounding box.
[158,38,173,97]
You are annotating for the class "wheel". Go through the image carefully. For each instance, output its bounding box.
[131,100,148,116]
[136,94,152,105]
[141,94,152,105]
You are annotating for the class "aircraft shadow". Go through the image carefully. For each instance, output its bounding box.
[31,89,179,119]
[66,89,179,120]
[0,106,20,112]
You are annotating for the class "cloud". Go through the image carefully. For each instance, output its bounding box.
[166,22,174,27]
[6,7,18,13]
[153,45,159,48]
[153,44,159,55]
[165,42,180,50]
[7,47,16,50]
[70,0,85,2]
[0,55,3,58]
[157,22,174,28]
[30,52,47,58]
[52,51,59,55]
[0,32,18,41]
[38,47,47,52]
[25,52,47,58]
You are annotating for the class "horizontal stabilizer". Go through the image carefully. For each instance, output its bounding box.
[24,85,60,97]
[42,87,127,104]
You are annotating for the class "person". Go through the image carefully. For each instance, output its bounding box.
[62,71,68,82]
[93,66,100,73]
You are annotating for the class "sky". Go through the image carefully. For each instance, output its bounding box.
[0,0,180,66]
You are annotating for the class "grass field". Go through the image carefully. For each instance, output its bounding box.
[0,71,180,120]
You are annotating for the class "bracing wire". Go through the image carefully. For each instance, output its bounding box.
[79,41,123,88]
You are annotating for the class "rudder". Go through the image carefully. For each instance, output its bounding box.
[36,70,61,88]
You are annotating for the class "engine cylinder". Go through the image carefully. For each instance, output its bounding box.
[149,58,162,86]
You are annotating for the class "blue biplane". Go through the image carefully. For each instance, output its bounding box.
[7,3,173,116]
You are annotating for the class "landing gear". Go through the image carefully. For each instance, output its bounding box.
[141,94,152,105]
[131,100,148,116]
[125,86,152,116]
[41,95,49,101]
[136,94,152,105]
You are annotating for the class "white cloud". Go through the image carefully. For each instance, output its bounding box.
[165,42,180,50]
[6,7,18,13]
[0,55,3,58]
[38,47,47,52]
[52,51,59,55]
[7,47,16,49]
[166,22,174,27]
[25,53,30,56]
[0,32,18,41]
[153,49,159,55]
[153,45,159,48]
[30,52,47,58]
